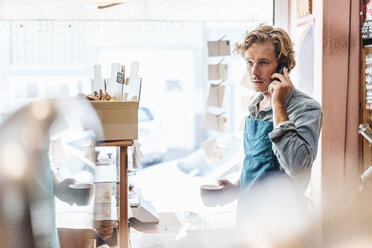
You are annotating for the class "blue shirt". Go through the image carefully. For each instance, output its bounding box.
[248,87,323,178]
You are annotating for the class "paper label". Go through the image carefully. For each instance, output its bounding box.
[207,40,231,57]
[201,138,224,165]
[208,64,228,81]
[202,112,228,132]
[206,84,225,108]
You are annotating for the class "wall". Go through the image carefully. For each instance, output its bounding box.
[288,0,360,224]
[322,0,360,212]
[285,0,323,211]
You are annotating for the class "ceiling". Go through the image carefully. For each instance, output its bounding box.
[0,0,273,21]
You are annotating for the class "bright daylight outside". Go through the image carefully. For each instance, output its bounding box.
[0,0,274,247]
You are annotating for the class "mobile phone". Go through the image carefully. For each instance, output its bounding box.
[276,63,286,74]
[272,63,287,82]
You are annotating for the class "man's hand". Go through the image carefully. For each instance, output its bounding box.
[268,67,292,126]
[217,179,239,206]
[269,67,293,108]
[54,178,76,205]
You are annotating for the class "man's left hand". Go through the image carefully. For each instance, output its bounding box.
[54,178,76,205]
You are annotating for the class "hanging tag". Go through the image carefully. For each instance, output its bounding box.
[208,64,228,81]
[206,83,225,108]
[202,112,228,132]
[201,138,224,165]
[207,37,231,57]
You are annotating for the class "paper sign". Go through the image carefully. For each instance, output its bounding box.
[110,63,121,82]
[207,40,231,57]
[92,65,104,92]
[116,65,125,84]
[206,84,225,108]
[91,79,104,93]
[202,112,228,132]
[107,82,122,101]
[201,138,224,165]
[94,64,102,80]
[117,71,124,84]
[130,61,140,78]
[208,64,228,80]
[107,63,123,101]
[124,77,142,102]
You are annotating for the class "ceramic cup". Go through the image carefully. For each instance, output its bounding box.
[200,184,223,207]
[69,183,94,206]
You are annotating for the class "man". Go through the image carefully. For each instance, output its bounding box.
[217,25,323,216]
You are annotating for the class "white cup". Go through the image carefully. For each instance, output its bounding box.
[69,183,94,206]
[200,184,222,207]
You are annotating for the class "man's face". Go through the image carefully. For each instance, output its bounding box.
[244,42,278,93]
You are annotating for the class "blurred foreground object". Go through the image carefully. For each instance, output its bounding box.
[0,99,102,248]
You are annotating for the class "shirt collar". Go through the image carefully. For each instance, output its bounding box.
[248,86,296,116]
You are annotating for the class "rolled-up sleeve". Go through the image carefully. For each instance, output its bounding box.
[268,105,323,178]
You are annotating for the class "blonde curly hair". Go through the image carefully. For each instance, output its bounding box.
[234,24,296,72]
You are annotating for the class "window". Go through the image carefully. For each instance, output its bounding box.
[1,19,274,161]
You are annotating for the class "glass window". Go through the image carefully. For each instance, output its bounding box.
[1,18,274,164]
[138,107,154,122]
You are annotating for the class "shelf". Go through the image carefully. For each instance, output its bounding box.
[97,140,133,147]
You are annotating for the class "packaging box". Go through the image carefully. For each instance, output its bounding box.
[94,182,118,221]
[90,101,138,141]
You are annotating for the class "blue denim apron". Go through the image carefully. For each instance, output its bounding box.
[238,117,281,217]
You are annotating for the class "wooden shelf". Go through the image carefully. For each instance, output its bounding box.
[97,140,133,147]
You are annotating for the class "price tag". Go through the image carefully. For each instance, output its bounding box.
[116,71,124,84]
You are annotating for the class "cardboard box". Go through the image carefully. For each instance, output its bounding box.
[90,101,138,141]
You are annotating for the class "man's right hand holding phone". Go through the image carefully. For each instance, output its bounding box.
[268,66,293,126]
